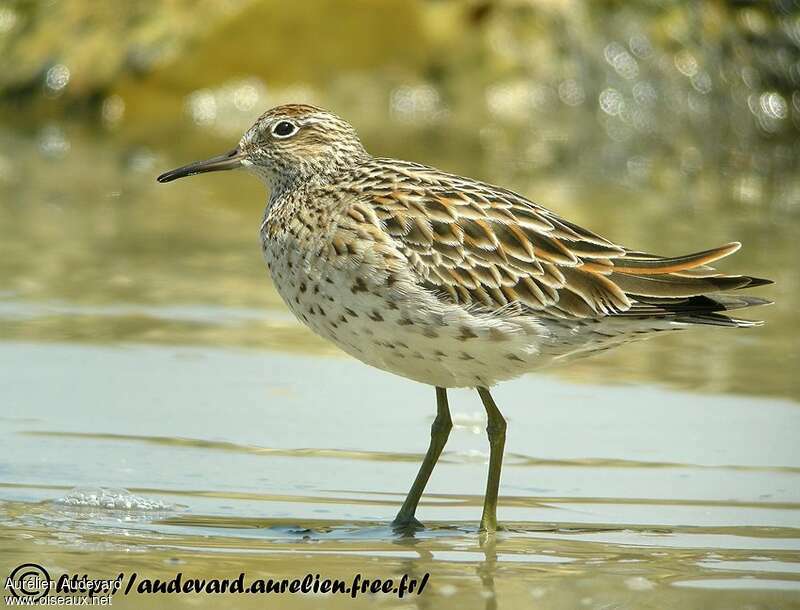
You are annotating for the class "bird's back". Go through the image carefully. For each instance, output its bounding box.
[348,157,770,320]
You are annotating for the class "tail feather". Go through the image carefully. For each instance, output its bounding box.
[607,241,772,328]
[673,312,765,328]
[634,294,772,311]
[613,242,741,274]
[609,272,757,298]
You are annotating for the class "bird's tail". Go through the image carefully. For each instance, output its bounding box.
[608,242,772,327]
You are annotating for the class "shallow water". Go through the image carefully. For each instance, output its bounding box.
[2,59,800,610]
[2,342,800,608]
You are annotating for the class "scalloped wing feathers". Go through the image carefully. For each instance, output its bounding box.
[347,160,769,322]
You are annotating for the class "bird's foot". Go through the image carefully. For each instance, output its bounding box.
[391,516,425,534]
[478,519,506,535]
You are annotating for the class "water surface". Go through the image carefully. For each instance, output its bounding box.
[2,342,800,608]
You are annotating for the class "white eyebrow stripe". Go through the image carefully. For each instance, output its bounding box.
[296,116,328,127]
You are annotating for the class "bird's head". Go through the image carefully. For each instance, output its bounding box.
[157,104,367,189]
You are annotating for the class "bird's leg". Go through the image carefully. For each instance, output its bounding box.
[392,386,452,529]
[477,387,507,533]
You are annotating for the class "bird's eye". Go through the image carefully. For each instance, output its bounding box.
[272,121,298,138]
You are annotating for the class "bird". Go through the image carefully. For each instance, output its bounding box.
[157,104,771,533]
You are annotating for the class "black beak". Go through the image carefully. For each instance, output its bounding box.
[156,148,245,183]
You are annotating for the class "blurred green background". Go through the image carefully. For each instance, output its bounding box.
[0,0,797,396]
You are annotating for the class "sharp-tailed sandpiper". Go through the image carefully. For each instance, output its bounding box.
[158,104,771,532]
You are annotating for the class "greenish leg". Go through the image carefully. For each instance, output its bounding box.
[477,387,507,533]
[392,387,452,528]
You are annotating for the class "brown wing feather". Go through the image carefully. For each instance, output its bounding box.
[361,160,770,320]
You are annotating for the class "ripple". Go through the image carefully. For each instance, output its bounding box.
[55,487,174,511]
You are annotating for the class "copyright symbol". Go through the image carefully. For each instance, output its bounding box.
[7,563,51,600]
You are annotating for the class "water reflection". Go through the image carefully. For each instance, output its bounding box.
[4,497,799,608]
[477,536,498,610]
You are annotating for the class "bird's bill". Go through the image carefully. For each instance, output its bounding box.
[156,148,245,183]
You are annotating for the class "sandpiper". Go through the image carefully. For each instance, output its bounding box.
[158,104,771,532]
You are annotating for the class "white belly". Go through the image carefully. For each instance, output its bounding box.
[260,224,677,388]
[261,234,561,388]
